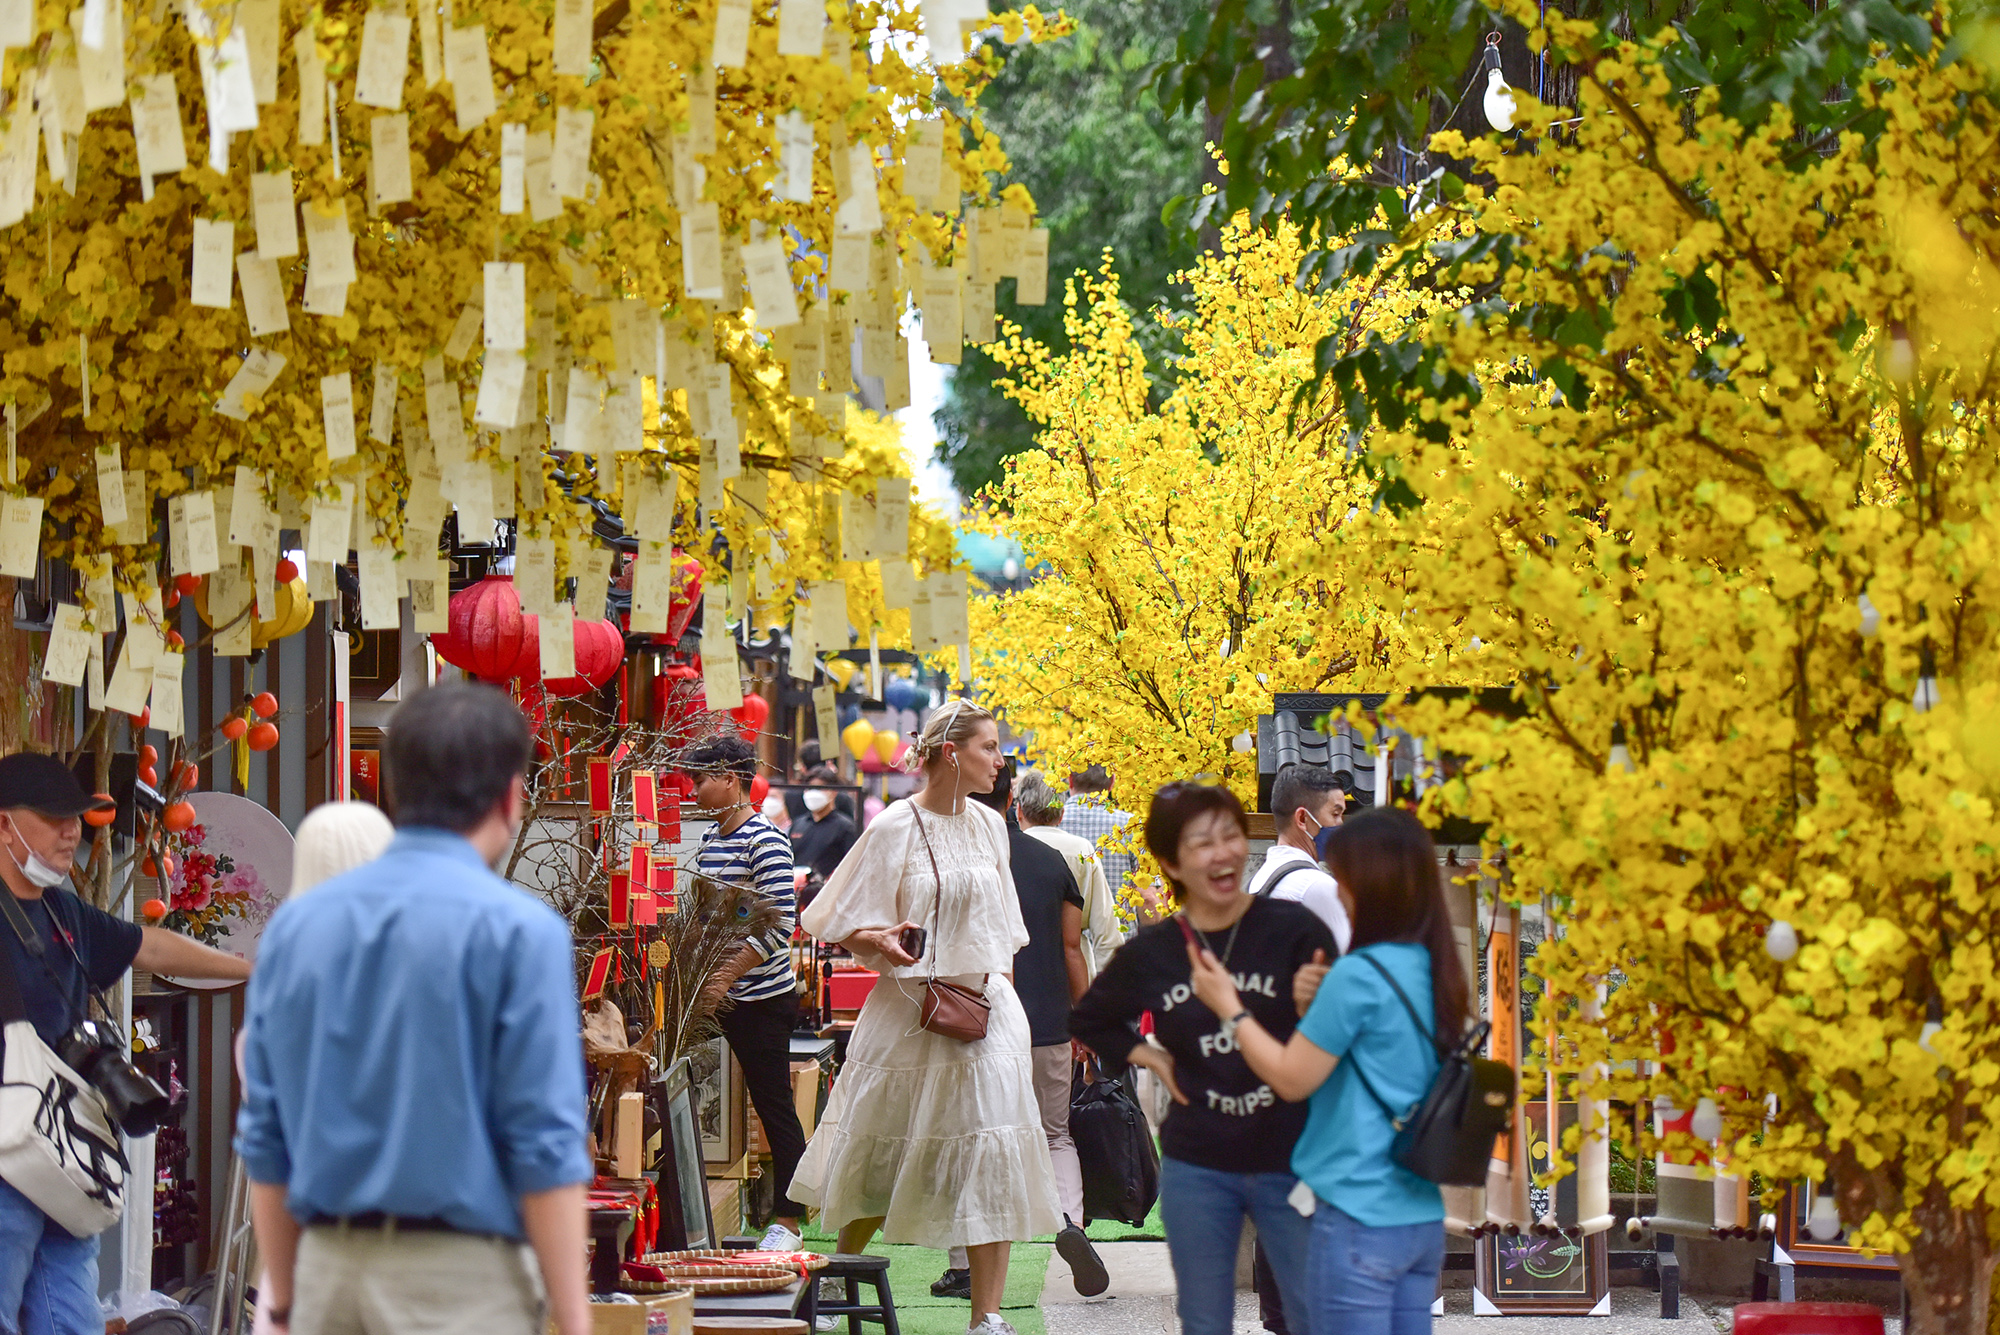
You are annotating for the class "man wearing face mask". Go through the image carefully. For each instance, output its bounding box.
[0,753,251,1333]
[790,767,857,883]
[1246,764,1351,953]
[235,683,593,1335]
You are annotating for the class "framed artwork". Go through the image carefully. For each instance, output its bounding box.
[656,1058,715,1251]
[1473,1101,1612,1315]
[691,1037,745,1167]
[1772,1184,1900,1273]
[1475,1229,1611,1315]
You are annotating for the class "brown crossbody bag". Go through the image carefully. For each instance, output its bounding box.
[908,805,991,1043]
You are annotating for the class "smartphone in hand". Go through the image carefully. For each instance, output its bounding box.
[898,925,928,961]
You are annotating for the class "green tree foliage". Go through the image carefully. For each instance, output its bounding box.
[935,0,1208,502]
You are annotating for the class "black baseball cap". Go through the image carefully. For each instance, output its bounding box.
[0,753,117,818]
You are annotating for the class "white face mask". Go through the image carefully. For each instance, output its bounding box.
[3,827,68,889]
[803,788,834,814]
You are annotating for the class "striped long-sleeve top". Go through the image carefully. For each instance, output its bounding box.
[692,813,798,1003]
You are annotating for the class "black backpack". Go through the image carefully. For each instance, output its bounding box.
[1071,1067,1160,1225]
[1343,954,1514,1187]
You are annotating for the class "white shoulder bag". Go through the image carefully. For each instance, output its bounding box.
[0,896,126,1238]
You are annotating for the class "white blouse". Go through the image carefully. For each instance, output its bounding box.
[800,799,1027,979]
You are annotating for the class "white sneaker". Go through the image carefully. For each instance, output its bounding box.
[759,1223,803,1251]
[968,1317,1017,1335]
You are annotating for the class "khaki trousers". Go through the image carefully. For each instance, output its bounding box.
[292,1225,546,1335]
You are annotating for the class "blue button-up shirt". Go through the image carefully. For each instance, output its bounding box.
[234,829,592,1239]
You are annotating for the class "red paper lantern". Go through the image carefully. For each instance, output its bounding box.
[729,691,771,742]
[616,551,705,645]
[520,618,627,697]
[749,774,770,805]
[431,576,537,683]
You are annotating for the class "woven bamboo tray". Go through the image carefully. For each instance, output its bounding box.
[622,1250,828,1296]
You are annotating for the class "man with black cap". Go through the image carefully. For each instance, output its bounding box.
[0,751,250,1335]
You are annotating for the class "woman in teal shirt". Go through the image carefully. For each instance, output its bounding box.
[1187,807,1470,1335]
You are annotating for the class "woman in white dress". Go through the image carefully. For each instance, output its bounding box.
[793,700,1061,1335]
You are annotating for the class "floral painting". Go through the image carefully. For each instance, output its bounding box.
[161,817,284,950]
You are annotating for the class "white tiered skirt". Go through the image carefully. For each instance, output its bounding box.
[790,973,1062,1248]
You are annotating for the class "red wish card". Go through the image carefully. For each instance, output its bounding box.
[587,757,612,815]
[654,854,676,895]
[627,845,651,894]
[658,796,681,843]
[583,947,613,1000]
[632,889,658,926]
[609,871,630,928]
[633,770,658,829]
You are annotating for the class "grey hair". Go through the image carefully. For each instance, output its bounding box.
[1014,770,1067,826]
[902,697,995,772]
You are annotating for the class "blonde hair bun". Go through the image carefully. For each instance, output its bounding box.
[903,697,995,772]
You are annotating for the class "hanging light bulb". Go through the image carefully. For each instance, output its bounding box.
[1911,646,1939,714]
[1606,723,1633,774]
[1856,593,1881,638]
[1920,994,1943,1055]
[1690,1097,1723,1142]
[1764,920,1799,961]
[1806,1192,1842,1241]
[1231,732,1255,754]
[1481,37,1516,131]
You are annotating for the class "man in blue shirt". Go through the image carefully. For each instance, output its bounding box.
[236,683,593,1335]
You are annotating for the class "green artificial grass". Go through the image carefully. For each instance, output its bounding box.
[800,1218,1053,1335]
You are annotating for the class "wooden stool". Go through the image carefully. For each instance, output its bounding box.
[691,1319,810,1335]
[816,1253,901,1335]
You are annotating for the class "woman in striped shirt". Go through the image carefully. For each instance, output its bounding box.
[686,733,811,1251]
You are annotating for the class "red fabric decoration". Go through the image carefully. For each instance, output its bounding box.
[430,575,537,683]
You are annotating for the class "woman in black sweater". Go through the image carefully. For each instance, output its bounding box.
[1070,782,1335,1335]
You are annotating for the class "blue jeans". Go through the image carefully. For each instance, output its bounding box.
[1307,1200,1443,1335]
[1157,1156,1310,1335]
[0,1177,101,1335]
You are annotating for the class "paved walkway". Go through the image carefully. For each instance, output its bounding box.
[1037,1241,1772,1335]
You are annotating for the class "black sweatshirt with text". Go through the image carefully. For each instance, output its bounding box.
[1069,897,1336,1174]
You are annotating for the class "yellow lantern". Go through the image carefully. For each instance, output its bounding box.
[252,577,315,647]
[872,729,901,764]
[826,658,858,691]
[193,575,314,647]
[841,717,876,762]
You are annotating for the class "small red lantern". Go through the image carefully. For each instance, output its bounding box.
[520,618,627,697]
[749,774,770,805]
[431,576,537,683]
[729,691,771,742]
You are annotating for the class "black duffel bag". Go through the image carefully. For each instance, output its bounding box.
[1345,954,1515,1187]
[1071,1064,1159,1225]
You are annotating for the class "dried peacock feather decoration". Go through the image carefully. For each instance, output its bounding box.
[642,867,784,1067]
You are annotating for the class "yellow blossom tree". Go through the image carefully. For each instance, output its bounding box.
[969,217,1474,884]
[1348,19,2000,1329]
[0,0,1066,749]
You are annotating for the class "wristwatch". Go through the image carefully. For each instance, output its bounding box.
[1220,1009,1252,1042]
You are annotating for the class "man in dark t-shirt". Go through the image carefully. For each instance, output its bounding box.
[789,767,858,880]
[0,752,250,1333]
